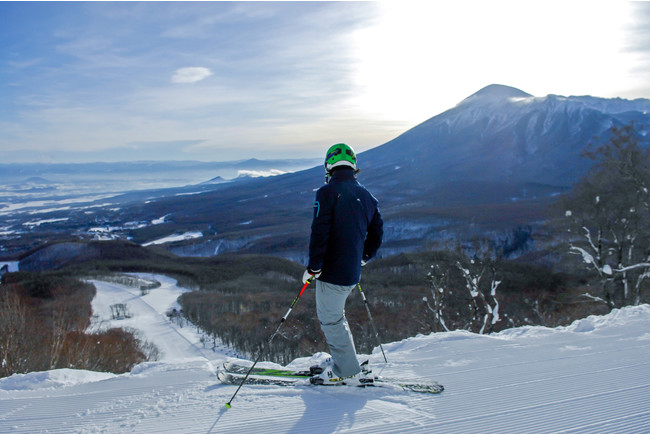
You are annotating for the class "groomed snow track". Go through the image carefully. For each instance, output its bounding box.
[1,276,649,433]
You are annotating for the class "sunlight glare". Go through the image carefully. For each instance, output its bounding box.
[350,1,635,125]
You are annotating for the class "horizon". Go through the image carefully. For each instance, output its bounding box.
[2,1,649,164]
[0,156,322,166]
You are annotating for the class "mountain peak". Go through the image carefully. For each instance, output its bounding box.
[460,84,533,106]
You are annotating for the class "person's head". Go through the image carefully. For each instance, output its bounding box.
[325,143,357,170]
[324,143,358,182]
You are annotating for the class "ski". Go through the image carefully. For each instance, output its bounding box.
[223,360,311,378]
[219,363,444,394]
[218,369,305,387]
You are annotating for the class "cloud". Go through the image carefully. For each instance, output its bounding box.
[5,2,647,165]
[627,2,650,52]
[237,169,285,178]
[171,67,213,84]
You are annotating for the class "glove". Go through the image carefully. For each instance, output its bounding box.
[302,268,321,284]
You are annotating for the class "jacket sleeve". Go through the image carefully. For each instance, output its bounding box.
[308,187,333,271]
[363,206,383,261]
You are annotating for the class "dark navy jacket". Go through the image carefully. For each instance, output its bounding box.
[308,168,383,286]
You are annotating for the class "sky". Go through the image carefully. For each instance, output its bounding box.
[1,1,649,164]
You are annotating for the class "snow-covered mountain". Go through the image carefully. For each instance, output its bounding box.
[3,85,650,259]
[1,274,648,432]
[121,84,650,257]
[360,84,650,201]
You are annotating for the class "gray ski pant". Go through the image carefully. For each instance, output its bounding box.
[315,280,361,378]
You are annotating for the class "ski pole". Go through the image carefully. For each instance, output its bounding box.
[225,278,313,408]
[358,282,388,363]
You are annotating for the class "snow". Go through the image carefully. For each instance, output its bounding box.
[174,191,205,196]
[0,370,117,391]
[0,261,19,272]
[571,245,595,265]
[22,217,69,228]
[1,275,649,433]
[237,169,285,178]
[0,196,114,216]
[151,214,170,225]
[142,231,203,247]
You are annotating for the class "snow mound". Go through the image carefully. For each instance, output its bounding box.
[495,304,650,338]
[0,369,116,391]
[563,304,650,333]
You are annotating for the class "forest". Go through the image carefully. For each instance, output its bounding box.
[0,272,156,378]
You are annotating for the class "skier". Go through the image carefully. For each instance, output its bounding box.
[303,143,383,385]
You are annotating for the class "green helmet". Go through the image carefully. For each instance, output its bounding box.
[324,143,357,172]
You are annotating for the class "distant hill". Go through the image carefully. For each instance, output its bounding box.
[23,176,55,185]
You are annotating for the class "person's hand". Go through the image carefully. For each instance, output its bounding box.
[302,268,321,283]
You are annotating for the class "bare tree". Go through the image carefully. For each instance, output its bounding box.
[424,252,502,335]
[456,259,501,334]
[559,125,650,307]
[48,300,70,369]
[0,291,28,376]
[424,264,451,332]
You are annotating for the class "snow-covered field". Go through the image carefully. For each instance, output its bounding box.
[142,232,204,247]
[1,275,649,433]
[0,262,19,272]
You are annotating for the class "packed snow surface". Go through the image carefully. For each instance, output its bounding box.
[1,275,649,433]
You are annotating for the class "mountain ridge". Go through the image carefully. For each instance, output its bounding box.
[458,83,534,106]
[159,84,650,257]
[3,84,650,259]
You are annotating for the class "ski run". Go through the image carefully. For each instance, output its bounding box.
[1,274,649,433]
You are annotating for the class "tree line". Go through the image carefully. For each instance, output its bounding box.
[178,251,584,364]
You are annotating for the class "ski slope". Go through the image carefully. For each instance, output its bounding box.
[1,275,649,433]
